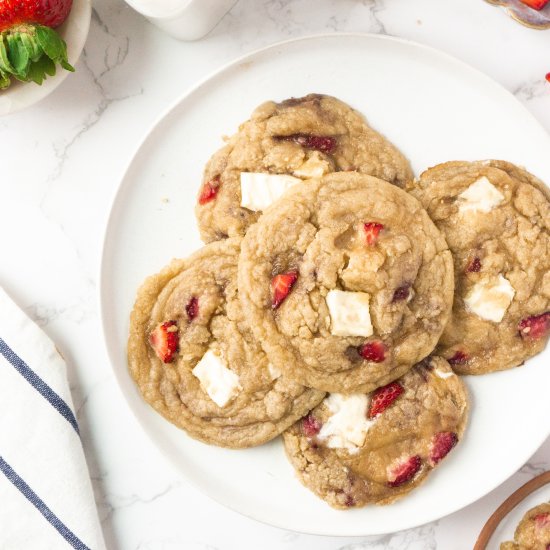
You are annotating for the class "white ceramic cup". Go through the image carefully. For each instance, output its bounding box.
[124,0,237,41]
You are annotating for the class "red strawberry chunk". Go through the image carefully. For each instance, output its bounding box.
[429,431,458,466]
[358,341,386,363]
[368,382,404,419]
[448,351,468,366]
[466,257,481,273]
[518,312,550,340]
[302,413,322,437]
[387,455,422,487]
[520,0,549,9]
[198,175,221,205]
[546,73,550,84]
[392,284,410,302]
[271,271,298,309]
[363,222,384,246]
[276,134,337,154]
[149,321,179,363]
[534,512,550,529]
[185,297,199,321]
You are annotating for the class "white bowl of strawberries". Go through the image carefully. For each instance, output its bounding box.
[0,0,91,116]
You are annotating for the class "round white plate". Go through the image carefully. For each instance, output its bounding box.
[0,0,91,116]
[100,34,550,536]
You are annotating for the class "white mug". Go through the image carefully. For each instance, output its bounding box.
[124,0,237,41]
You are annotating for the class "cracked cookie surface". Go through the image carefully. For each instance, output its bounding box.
[195,94,413,242]
[128,238,324,448]
[238,172,454,394]
[283,357,469,509]
[501,502,550,550]
[409,160,550,375]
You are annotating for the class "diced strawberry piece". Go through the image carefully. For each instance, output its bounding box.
[358,341,386,363]
[520,0,549,9]
[302,413,322,437]
[363,222,384,246]
[387,455,422,487]
[185,297,199,321]
[149,321,179,363]
[367,381,404,419]
[276,134,337,154]
[518,312,550,340]
[448,351,468,366]
[534,512,550,529]
[466,257,481,273]
[546,73,550,84]
[198,175,221,205]
[271,271,298,309]
[429,431,458,466]
[392,284,410,302]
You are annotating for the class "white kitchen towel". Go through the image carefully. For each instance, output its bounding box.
[0,287,106,550]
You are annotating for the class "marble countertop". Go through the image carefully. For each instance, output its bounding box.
[1,0,549,548]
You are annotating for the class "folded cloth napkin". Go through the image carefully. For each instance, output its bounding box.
[0,287,106,550]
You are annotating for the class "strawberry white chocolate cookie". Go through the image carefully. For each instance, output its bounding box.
[409,161,550,375]
[238,172,454,394]
[128,239,324,448]
[283,357,468,509]
[195,94,413,242]
[501,503,550,550]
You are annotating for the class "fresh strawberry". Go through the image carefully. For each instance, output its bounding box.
[0,0,74,89]
[534,512,550,528]
[198,176,221,205]
[392,284,410,302]
[358,341,386,363]
[546,73,550,84]
[447,350,468,366]
[367,381,403,419]
[466,257,481,273]
[185,296,199,321]
[276,134,337,154]
[429,432,458,466]
[302,413,322,437]
[520,0,549,9]
[149,321,179,363]
[387,455,422,487]
[271,271,298,309]
[363,222,384,246]
[518,312,550,340]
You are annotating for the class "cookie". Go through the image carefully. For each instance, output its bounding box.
[195,93,413,242]
[283,357,468,509]
[238,171,454,394]
[128,238,324,448]
[501,502,550,550]
[409,160,550,375]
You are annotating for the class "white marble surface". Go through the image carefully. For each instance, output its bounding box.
[1,0,549,548]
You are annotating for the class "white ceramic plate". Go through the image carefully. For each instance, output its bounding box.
[0,0,91,116]
[100,34,550,536]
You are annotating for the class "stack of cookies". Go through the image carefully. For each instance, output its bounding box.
[128,94,550,509]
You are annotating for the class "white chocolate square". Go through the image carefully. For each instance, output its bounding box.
[464,274,515,323]
[458,176,504,214]
[192,350,241,407]
[240,172,301,211]
[326,289,373,337]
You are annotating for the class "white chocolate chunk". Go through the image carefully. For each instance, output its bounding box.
[267,362,282,380]
[192,350,241,407]
[458,176,504,214]
[240,172,301,211]
[434,368,455,379]
[326,289,373,337]
[293,152,332,178]
[318,394,374,454]
[464,274,515,323]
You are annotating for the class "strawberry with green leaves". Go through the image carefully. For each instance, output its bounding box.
[0,0,74,89]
